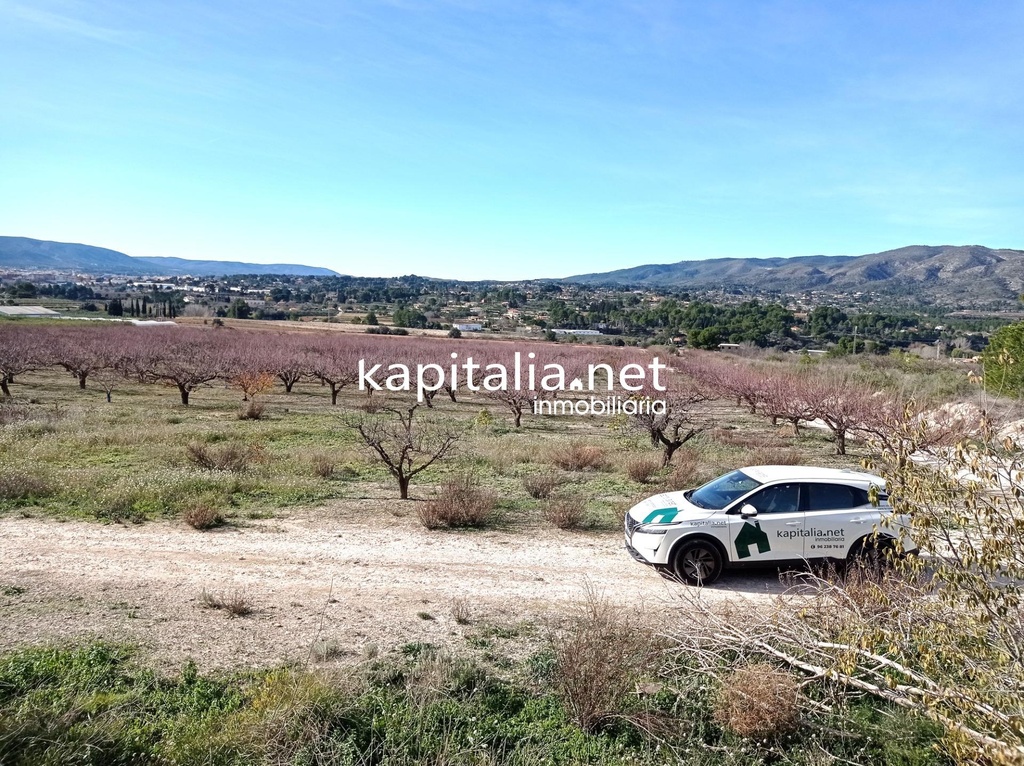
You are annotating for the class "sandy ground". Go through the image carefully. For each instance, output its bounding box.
[0,503,783,671]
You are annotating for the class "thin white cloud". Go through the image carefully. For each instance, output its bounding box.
[0,0,127,43]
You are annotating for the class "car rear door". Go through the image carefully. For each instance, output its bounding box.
[727,482,805,563]
[801,482,869,558]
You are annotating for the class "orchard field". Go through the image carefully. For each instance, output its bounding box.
[0,319,1018,765]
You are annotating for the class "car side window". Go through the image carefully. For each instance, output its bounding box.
[743,483,800,514]
[805,483,864,512]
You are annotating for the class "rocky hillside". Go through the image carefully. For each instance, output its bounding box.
[566,245,1024,304]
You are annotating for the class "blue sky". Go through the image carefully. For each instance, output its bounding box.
[1,1,1021,280]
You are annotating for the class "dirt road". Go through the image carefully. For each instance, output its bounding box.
[0,503,782,670]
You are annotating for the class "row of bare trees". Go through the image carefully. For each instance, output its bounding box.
[1,323,918,455]
[0,325,656,409]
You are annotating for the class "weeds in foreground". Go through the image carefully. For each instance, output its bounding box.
[553,588,659,733]
[200,588,255,617]
[0,635,949,766]
[714,662,801,739]
[0,467,51,503]
[450,597,471,625]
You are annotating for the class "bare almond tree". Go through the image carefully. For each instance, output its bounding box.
[485,388,533,428]
[144,330,228,406]
[349,404,461,499]
[803,370,877,455]
[0,327,40,397]
[306,338,362,405]
[759,371,815,435]
[632,370,715,466]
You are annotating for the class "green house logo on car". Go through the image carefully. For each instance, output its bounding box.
[642,507,679,524]
[734,521,771,559]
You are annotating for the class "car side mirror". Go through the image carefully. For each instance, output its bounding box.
[740,504,758,519]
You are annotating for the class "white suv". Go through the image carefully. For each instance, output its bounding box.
[624,466,916,585]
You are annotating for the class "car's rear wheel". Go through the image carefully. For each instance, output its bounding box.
[847,536,897,577]
[672,539,724,586]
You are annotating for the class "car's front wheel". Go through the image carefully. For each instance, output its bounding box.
[672,539,724,586]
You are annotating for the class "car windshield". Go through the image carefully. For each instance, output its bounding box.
[687,470,762,510]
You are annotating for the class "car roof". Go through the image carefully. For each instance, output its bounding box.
[741,465,885,488]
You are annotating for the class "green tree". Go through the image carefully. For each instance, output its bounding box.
[365,311,378,326]
[689,326,722,350]
[982,321,1024,396]
[8,281,37,298]
[226,299,251,319]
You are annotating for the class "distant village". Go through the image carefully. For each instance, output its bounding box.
[0,263,1011,358]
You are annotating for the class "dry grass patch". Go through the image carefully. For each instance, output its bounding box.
[236,400,266,420]
[551,440,606,472]
[200,588,255,617]
[543,493,587,530]
[554,589,659,732]
[662,448,701,491]
[714,663,801,739]
[711,428,767,450]
[0,468,51,502]
[418,474,497,529]
[450,597,471,625]
[745,445,802,466]
[185,441,265,472]
[309,452,336,479]
[623,454,660,484]
[523,471,562,499]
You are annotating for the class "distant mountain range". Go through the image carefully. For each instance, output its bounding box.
[0,237,340,277]
[565,245,1024,304]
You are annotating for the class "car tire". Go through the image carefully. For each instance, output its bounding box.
[672,539,724,586]
[847,536,897,577]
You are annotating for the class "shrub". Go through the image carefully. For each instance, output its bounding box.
[551,440,605,472]
[624,454,660,484]
[714,663,800,739]
[418,474,497,529]
[310,453,336,479]
[236,400,265,420]
[544,494,587,530]
[450,597,471,625]
[523,471,561,499]
[185,441,263,472]
[200,588,255,617]
[554,589,657,732]
[183,503,224,530]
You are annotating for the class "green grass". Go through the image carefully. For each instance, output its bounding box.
[0,641,949,766]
